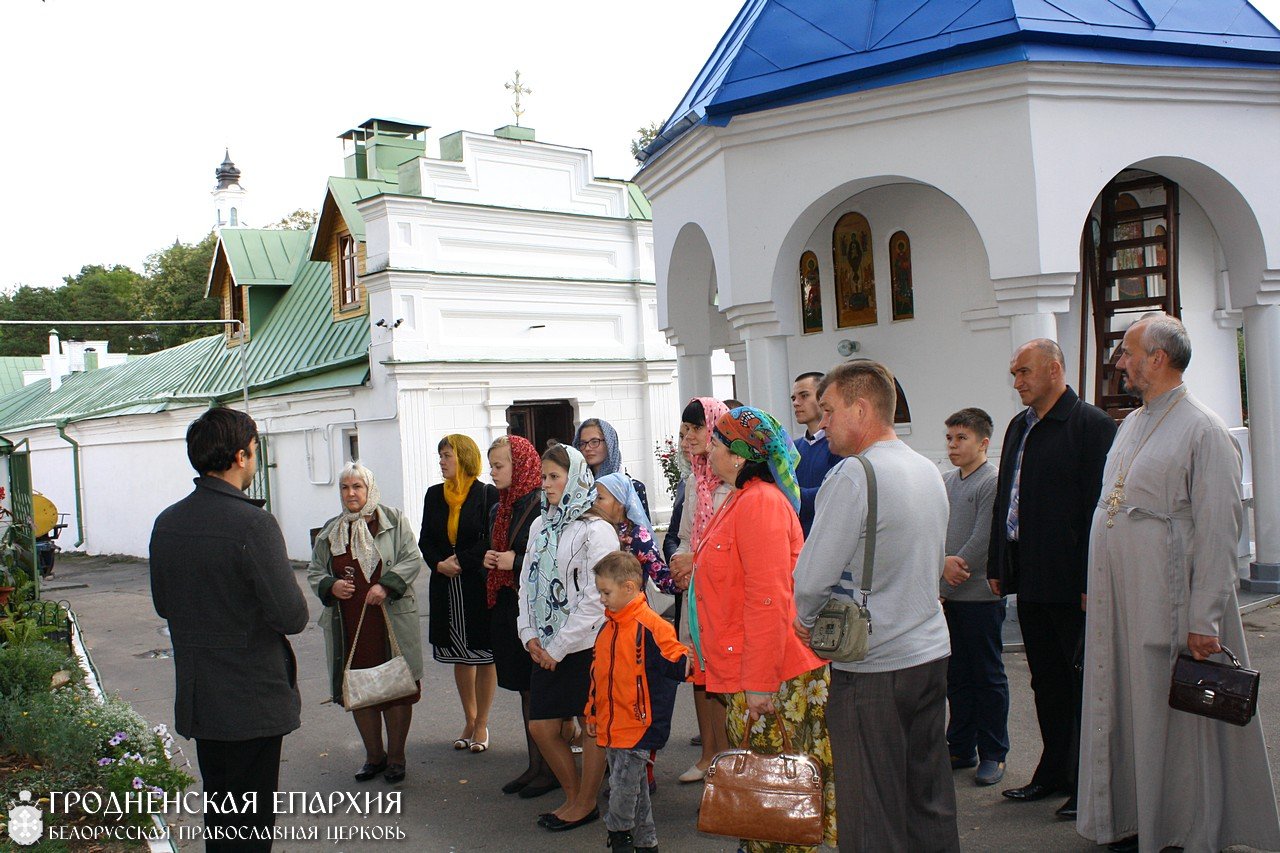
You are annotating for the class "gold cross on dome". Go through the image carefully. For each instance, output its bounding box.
[505,70,532,126]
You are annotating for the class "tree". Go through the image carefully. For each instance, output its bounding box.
[630,121,663,162]
[0,285,68,356]
[140,232,219,351]
[60,264,147,352]
[263,209,318,231]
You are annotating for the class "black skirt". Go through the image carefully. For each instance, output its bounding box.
[491,586,532,692]
[529,648,594,720]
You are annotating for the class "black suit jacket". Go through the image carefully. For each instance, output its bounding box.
[150,477,309,741]
[987,387,1117,604]
[420,481,500,648]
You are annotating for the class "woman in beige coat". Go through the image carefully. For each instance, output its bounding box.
[308,462,425,784]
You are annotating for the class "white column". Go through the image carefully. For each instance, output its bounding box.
[725,342,748,403]
[1242,303,1280,591]
[1009,312,1059,351]
[674,344,713,404]
[744,335,792,420]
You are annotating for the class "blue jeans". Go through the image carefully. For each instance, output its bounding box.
[944,600,1010,762]
[605,748,655,847]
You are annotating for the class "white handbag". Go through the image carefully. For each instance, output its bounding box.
[341,602,417,711]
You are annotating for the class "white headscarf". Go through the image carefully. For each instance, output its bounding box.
[327,462,382,582]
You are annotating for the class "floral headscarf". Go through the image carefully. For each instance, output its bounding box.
[327,463,382,582]
[442,434,482,545]
[689,397,730,551]
[714,406,802,513]
[595,473,653,532]
[573,418,622,476]
[486,435,542,607]
[527,445,596,641]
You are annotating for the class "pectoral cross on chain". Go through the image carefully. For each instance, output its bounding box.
[505,70,532,126]
[1104,476,1125,528]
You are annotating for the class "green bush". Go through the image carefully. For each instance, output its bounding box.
[0,642,74,698]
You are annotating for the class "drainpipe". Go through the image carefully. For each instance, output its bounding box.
[55,420,85,548]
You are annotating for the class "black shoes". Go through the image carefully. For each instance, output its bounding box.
[1001,783,1056,802]
[1055,796,1078,820]
[354,758,387,781]
[607,829,635,852]
[539,808,600,832]
[383,764,406,783]
[518,778,561,799]
[1107,836,1139,853]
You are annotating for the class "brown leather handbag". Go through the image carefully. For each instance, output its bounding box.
[1169,645,1259,727]
[697,714,824,846]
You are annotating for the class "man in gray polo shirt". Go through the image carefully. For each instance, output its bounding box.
[794,360,958,852]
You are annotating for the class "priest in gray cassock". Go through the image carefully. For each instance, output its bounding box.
[1077,313,1280,853]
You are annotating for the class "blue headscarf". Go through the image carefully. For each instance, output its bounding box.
[595,473,653,532]
[574,419,622,476]
[528,445,596,641]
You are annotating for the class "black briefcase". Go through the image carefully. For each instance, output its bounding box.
[1168,645,1259,727]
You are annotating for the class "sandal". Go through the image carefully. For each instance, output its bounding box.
[469,729,489,753]
[452,738,471,750]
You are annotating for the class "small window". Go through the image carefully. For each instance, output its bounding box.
[344,429,360,463]
[229,207,239,226]
[229,282,246,337]
[339,235,359,307]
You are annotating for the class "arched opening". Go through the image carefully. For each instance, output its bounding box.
[1077,161,1262,427]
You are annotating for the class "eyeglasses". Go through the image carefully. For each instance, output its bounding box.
[579,438,606,450]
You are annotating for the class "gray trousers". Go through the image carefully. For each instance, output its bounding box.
[828,657,960,852]
[605,748,655,846]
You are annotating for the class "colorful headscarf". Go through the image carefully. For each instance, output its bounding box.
[527,445,597,641]
[486,435,542,607]
[689,397,730,551]
[573,418,622,476]
[327,463,382,582]
[442,434,482,545]
[714,406,802,513]
[595,473,653,532]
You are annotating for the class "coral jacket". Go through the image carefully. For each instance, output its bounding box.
[586,594,689,751]
[692,478,824,694]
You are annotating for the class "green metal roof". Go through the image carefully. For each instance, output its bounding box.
[214,229,312,286]
[625,182,652,221]
[0,357,44,397]
[0,258,370,433]
[322,176,396,244]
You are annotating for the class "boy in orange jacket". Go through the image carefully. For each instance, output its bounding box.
[585,551,690,853]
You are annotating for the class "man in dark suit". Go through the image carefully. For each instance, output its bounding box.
[150,407,309,852]
[987,339,1115,820]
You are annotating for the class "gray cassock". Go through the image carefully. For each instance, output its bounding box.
[1078,384,1280,851]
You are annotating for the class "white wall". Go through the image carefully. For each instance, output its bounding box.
[784,183,1014,463]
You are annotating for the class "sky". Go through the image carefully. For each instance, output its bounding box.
[5,0,1280,292]
[1,0,743,290]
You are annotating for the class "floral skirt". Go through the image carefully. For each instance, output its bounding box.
[725,666,837,852]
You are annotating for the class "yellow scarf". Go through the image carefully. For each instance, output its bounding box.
[442,434,481,545]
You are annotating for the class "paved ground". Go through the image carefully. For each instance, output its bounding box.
[44,554,1280,852]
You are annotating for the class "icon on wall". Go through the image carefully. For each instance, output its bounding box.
[799,251,823,334]
[889,231,913,321]
[832,212,877,328]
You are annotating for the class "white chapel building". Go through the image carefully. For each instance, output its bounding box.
[636,0,1280,590]
[0,119,680,559]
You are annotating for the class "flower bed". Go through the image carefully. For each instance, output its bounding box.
[0,568,193,848]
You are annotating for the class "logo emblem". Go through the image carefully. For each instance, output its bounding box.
[7,790,43,846]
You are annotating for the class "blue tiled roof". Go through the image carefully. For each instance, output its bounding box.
[642,0,1280,162]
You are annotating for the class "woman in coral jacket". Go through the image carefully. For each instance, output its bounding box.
[690,406,836,853]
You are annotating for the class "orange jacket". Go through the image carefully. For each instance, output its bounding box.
[586,595,689,750]
[691,479,824,694]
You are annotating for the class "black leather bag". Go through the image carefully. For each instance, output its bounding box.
[1168,645,1259,727]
